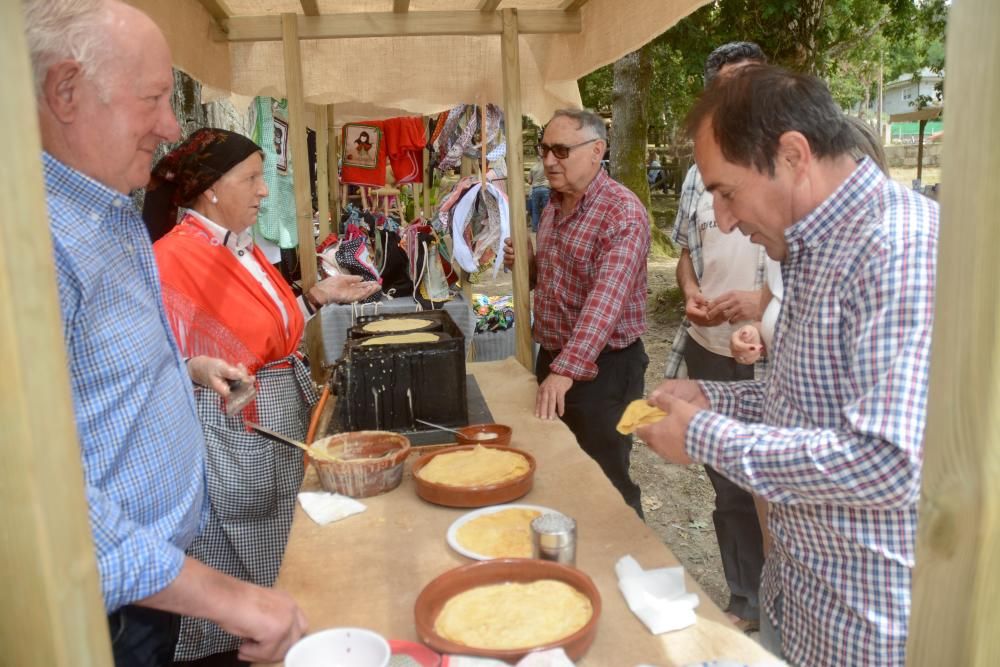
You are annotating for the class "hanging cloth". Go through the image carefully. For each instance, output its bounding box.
[383,116,426,184]
[341,121,387,187]
[250,97,299,249]
[447,181,510,279]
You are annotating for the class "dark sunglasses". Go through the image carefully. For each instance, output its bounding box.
[536,138,599,159]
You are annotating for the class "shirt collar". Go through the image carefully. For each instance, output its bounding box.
[784,156,882,261]
[184,208,254,253]
[42,151,132,223]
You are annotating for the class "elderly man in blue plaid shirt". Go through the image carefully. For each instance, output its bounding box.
[638,65,938,667]
[26,1,306,664]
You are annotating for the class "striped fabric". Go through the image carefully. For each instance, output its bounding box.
[686,158,938,666]
[43,152,206,612]
[533,169,649,381]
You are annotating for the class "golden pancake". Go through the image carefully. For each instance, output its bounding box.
[360,332,439,345]
[417,446,529,487]
[616,399,667,434]
[361,318,435,333]
[434,580,592,650]
[456,508,542,558]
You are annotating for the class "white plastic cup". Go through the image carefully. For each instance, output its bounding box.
[284,627,391,667]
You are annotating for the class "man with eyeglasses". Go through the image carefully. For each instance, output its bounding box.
[504,108,649,518]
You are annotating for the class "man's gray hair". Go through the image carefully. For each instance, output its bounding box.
[23,0,115,100]
[550,108,608,143]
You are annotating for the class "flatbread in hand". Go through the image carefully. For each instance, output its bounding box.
[616,399,667,434]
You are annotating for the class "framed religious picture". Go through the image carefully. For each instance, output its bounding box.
[273,116,289,172]
[342,123,381,169]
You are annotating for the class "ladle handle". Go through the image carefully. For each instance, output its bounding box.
[246,421,310,453]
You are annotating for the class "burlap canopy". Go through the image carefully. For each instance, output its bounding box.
[129,0,709,124]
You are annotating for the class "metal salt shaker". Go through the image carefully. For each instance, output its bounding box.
[531,513,577,566]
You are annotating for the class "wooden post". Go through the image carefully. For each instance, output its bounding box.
[327,104,340,229]
[0,3,112,664]
[422,116,432,218]
[906,1,1000,665]
[500,8,532,370]
[916,117,927,184]
[282,13,325,380]
[315,105,331,240]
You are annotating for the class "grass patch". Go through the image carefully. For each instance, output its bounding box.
[649,284,685,328]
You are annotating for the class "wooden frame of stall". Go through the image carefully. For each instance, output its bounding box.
[4,1,998,665]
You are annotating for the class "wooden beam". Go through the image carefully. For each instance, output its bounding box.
[221,10,581,41]
[315,105,331,240]
[500,8,532,371]
[559,0,592,9]
[197,0,231,23]
[393,0,410,13]
[281,13,324,380]
[300,0,320,16]
[1,3,113,665]
[327,105,340,231]
[906,0,1000,664]
[479,0,502,10]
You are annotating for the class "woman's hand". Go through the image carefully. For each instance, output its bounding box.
[730,324,764,364]
[309,274,381,305]
[187,356,253,397]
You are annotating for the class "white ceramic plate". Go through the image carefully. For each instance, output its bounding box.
[446,503,559,561]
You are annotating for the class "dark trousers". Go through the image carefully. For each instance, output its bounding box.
[683,336,764,622]
[108,606,180,667]
[536,340,647,519]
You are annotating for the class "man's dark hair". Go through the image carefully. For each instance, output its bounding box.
[686,64,856,176]
[704,41,766,86]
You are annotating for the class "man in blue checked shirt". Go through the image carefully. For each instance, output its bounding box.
[26,1,306,664]
[638,65,938,667]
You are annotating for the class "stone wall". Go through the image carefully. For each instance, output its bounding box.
[884,143,942,169]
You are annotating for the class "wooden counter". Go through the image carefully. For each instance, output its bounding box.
[259,358,776,666]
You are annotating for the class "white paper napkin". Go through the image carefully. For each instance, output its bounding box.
[297,491,366,525]
[615,555,700,634]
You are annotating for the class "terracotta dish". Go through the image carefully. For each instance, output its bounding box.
[411,444,535,508]
[311,431,411,498]
[455,423,512,447]
[414,559,601,662]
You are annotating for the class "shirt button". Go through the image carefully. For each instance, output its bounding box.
[238,250,245,256]
[89,212,100,222]
[111,199,123,208]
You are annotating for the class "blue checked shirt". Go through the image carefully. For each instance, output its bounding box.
[686,158,938,666]
[44,153,206,612]
[665,166,766,378]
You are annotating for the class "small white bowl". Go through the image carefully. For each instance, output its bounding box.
[284,627,391,667]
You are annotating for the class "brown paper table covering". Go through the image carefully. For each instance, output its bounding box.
[257,358,776,666]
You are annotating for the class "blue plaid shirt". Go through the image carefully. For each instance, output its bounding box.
[44,153,206,612]
[687,158,938,666]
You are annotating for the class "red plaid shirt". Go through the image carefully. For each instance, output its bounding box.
[534,169,649,381]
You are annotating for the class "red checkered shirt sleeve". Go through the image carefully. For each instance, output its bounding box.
[547,191,649,381]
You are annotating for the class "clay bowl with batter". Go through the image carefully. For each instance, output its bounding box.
[414,558,601,662]
[411,444,535,508]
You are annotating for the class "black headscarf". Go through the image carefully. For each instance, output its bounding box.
[143,128,262,242]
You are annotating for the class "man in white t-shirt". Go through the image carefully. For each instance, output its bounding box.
[663,42,768,631]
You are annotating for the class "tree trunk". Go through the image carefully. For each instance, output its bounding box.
[610,45,653,210]
[787,0,826,73]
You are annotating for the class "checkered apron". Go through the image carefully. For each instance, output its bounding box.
[173,354,317,661]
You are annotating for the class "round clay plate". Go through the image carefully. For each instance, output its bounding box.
[411,445,536,508]
[413,559,601,662]
[446,504,559,560]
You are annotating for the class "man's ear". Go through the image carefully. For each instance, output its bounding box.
[42,60,86,123]
[776,131,811,176]
[592,139,606,164]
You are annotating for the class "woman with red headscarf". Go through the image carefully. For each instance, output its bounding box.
[144,128,378,664]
